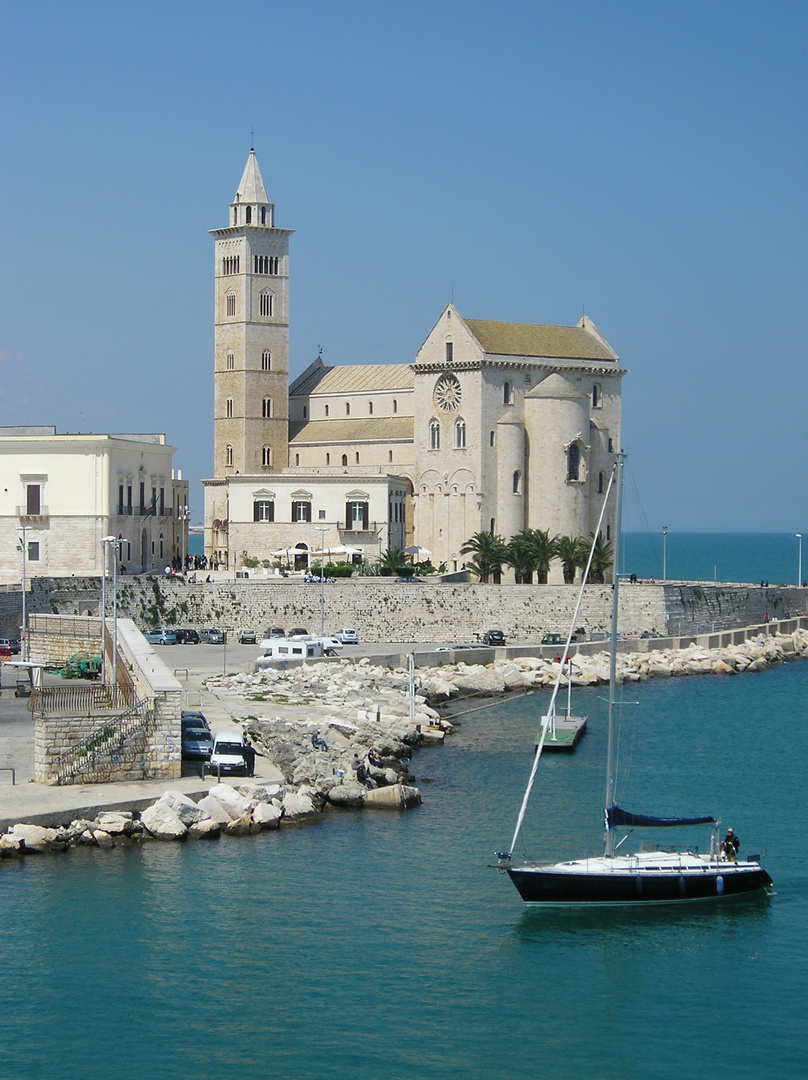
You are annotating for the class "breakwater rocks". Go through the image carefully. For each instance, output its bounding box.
[0,775,426,858]
[420,629,808,699]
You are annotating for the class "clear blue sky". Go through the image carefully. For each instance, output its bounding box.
[1,1,805,531]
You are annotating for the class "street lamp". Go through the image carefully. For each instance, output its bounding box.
[797,534,802,587]
[315,526,328,637]
[179,504,190,573]
[16,525,27,661]
[100,535,117,686]
[662,526,668,582]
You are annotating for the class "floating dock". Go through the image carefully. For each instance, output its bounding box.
[538,712,587,753]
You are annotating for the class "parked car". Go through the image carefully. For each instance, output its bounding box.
[204,628,225,644]
[174,629,200,644]
[238,628,257,645]
[336,628,358,644]
[482,629,506,646]
[435,644,478,652]
[207,732,246,776]
[182,711,210,732]
[288,627,309,638]
[265,627,285,638]
[0,638,21,655]
[181,727,213,761]
[396,576,426,583]
[0,644,12,660]
[145,629,177,645]
[541,632,578,645]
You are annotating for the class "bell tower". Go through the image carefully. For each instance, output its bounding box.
[210,149,293,477]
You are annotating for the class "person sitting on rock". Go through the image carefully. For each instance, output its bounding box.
[367,746,382,768]
[311,730,328,751]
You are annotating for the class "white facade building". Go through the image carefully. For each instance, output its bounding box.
[0,427,188,583]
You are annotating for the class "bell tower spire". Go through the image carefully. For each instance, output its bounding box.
[209,149,294,483]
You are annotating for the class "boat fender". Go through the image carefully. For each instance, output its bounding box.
[716,875,724,895]
[678,876,686,896]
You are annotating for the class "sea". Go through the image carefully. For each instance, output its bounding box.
[1,534,805,1079]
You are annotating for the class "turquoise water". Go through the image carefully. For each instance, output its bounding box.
[623,531,804,586]
[1,662,806,1078]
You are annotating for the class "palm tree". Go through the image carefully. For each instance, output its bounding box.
[587,532,615,584]
[460,531,509,583]
[378,548,406,577]
[556,535,587,584]
[525,528,557,584]
[505,530,537,584]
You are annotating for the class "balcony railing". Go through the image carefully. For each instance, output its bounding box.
[16,506,49,518]
[116,506,173,517]
[337,521,381,534]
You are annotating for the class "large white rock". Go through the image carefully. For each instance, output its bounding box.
[140,803,188,840]
[93,811,136,835]
[8,824,62,852]
[197,795,234,823]
[327,783,366,808]
[158,790,211,825]
[364,784,421,810]
[252,802,282,829]
[208,784,253,818]
[282,791,317,819]
[188,817,221,839]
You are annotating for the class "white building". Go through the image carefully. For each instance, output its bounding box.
[0,427,188,583]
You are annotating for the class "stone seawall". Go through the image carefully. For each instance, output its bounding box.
[2,576,806,644]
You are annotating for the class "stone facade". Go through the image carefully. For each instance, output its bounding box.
[27,614,182,785]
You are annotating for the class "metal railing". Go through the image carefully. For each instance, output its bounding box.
[30,682,136,717]
[54,696,155,785]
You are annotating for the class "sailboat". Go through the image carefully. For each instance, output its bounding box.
[500,453,772,905]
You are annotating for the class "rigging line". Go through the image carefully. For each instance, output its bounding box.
[507,464,617,857]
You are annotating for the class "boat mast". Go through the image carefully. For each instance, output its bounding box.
[604,451,625,858]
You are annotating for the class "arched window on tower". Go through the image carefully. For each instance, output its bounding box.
[345,402,350,416]
[341,454,348,467]
[393,399,398,414]
[454,417,466,449]
[325,404,329,417]
[368,401,373,415]
[226,398,233,418]
[226,444,233,467]
[326,453,330,465]
[246,206,252,224]
[226,350,234,370]
[262,446,272,467]
[490,431,495,447]
[429,418,440,451]
[567,443,581,482]
[295,453,300,466]
[262,350,271,370]
[260,290,274,317]
[513,470,521,494]
[598,471,604,494]
[592,383,602,408]
[262,397,272,418]
[503,381,512,405]
[261,207,266,225]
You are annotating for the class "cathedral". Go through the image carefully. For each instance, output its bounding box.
[203,151,626,580]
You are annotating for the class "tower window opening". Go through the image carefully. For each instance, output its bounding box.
[262,350,271,370]
[429,418,440,450]
[262,397,272,418]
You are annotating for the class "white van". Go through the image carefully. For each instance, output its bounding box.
[207,732,246,776]
[337,628,358,644]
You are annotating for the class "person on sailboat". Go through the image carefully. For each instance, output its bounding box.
[722,828,740,861]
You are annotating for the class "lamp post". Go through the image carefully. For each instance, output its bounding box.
[315,526,328,637]
[662,526,668,582]
[797,534,802,587]
[179,504,190,573]
[100,535,117,686]
[16,525,27,661]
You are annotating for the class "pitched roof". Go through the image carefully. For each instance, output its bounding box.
[235,149,269,204]
[290,362,414,397]
[289,417,414,444]
[464,318,617,361]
